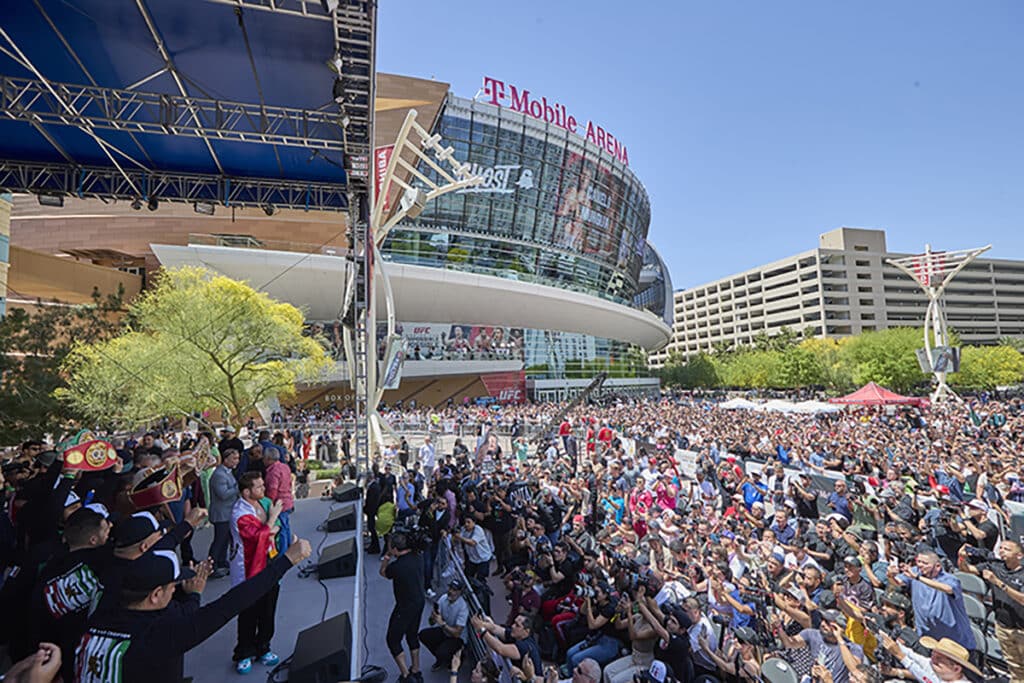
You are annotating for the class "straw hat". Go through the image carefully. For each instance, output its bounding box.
[918,637,981,676]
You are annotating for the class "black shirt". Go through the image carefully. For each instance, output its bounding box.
[980,561,1024,628]
[655,632,694,683]
[30,546,112,682]
[78,554,292,683]
[385,551,425,612]
[510,633,542,672]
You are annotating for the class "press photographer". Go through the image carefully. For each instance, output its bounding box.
[418,580,469,673]
[957,539,1024,679]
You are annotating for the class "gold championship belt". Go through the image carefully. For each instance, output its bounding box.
[128,436,215,509]
[63,439,119,473]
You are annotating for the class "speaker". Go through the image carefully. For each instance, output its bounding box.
[324,504,356,532]
[290,611,352,683]
[318,537,356,579]
[332,483,360,502]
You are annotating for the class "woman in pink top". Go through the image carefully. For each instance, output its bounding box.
[263,449,295,552]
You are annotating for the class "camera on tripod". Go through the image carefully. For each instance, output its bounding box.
[391,517,429,552]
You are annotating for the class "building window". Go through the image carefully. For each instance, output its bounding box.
[855,259,870,267]
[854,245,868,252]
[859,299,873,306]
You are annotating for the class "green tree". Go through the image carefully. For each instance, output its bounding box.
[0,288,125,444]
[774,345,827,388]
[950,345,1024,389]
[839,327,927,392]
[58,267,332,429]
[998,336,1024,354]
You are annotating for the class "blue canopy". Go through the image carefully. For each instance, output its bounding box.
[0,0,373,210]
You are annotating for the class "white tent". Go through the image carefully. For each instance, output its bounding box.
[720,397,758,410]
[792,400,842,414]
[756,399,798,413]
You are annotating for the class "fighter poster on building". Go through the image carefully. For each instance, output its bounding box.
[555,152,625,261]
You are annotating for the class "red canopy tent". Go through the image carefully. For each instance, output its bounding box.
[829,382,929,407]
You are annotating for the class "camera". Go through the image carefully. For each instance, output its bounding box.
[962,546,990,565]
[391,517,429,552]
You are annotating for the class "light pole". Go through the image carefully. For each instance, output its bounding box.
[886,243,991,402]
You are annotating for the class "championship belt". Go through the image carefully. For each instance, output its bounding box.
[62,439,119,472]
[129,462,184,509]
[56,429,97,454]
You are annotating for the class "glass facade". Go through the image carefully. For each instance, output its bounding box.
[374,94,663,381]
[381,96,652,305]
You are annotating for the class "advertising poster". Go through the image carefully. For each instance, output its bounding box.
[480,371,527,404]
[555,153,625,260]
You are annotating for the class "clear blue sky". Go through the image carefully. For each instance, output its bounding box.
[377,1,1023,289]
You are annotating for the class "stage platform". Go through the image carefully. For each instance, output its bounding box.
[184,496,359,682]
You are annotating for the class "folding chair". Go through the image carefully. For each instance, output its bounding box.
[963,593,987,624]
[760,658,800,683]
[955,571,989,599]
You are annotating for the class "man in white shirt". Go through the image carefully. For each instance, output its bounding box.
[419,435,436,487]
[453,515,493,583]
[683,597,718,679]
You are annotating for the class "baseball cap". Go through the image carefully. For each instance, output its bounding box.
[881,592,911,610]
[84,503,110,519]
[122,549,195,592]
[222,425,237,433]
[114,511,162,548]
[733,626,759,644]
[641,660,668,683]
[447,580,463,592]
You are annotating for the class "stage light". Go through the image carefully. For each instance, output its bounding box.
[340,115,351,129]
[147,197,159,212]
[327,54,343,75]
[130,198,142,211]
[193,201,215,216]
[333,78,345,104]
[262,205,275,216]
[399,187,427,218]
[320,0,339,13]
[36,194,63,208]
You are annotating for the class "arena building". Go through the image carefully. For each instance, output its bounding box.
[650,227,1024,366]
[7,73,672,405]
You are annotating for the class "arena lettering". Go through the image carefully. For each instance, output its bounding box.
[481,76,629,166]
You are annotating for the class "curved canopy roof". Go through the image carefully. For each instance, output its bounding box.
[151,243,673,351]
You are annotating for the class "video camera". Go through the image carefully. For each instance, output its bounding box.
[391,516,429,553]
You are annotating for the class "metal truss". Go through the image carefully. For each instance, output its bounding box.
[0,160,348,210]
[0,76,346,151]
[204,0,333,21]
[332,0,373,158]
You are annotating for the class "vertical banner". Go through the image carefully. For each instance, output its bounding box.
[0,194,10,317]
[380,334,407,390]
[374,145,395,214]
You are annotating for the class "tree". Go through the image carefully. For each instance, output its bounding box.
[950,346,1024,390]
[58,267,332,430]
[774,345,827,388]
[0,288,125,444]
[839,327,927,393]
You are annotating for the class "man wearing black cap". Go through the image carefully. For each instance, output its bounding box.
[419,581,469,672]
[28,507,111,682]
[94,507,206,615]
[75,538,311,683]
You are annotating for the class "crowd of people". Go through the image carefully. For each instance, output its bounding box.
[365,392,1024,683]
[3,390,1024,683]
[0,427,315,681]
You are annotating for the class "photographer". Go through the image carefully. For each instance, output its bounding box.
[601,592,657,683]
[563,581,623,673]
[949,499,999,552]
[957,539,1024,679]
[453,515,494,584]
[419,581,469,673]
[773,611,865,683]
[539,543,578,621]
[380,531,426,683]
